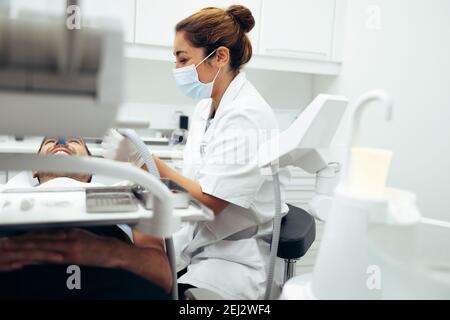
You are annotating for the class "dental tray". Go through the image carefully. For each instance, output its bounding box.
[0,183,213,230]
[86,187,139,213]
[85,179,191,213]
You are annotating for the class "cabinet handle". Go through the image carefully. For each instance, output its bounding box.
[265,48,328,58]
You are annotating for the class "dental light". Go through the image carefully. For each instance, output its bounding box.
[257,94,349,299]
[0,6,122,137]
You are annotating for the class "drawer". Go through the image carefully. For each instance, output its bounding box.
[0,171,7,184]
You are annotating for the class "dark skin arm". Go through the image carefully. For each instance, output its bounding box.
[0,229,173,293]
[118,230,172,293]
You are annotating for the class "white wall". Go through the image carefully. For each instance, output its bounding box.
[314,0,450,220]
[124,58,314,126]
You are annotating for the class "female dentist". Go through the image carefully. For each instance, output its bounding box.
[102,5,287,300]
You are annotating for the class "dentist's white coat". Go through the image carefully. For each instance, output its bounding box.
[173,73,288,300]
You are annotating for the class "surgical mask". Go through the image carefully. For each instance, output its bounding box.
[173,50,221,100]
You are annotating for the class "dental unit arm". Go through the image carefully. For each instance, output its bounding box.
[294,92,393,222]
[258,95,349,223]
[257,94,349,299]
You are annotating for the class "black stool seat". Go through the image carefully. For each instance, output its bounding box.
[277,204,316,260]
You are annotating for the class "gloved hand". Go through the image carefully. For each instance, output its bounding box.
[100,129,145,168]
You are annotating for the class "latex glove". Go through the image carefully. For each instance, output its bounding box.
[100,129,145,168]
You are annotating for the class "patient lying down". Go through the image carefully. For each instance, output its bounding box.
[0,137,172,299]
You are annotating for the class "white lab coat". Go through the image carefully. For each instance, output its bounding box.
[173,73,289,300]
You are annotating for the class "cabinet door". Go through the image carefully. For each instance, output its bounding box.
[9,0,66,17]
[9,0,136,43]
[81,0,136,43]
[0,171,6,184]
[259,0,336,60]
[135,0,261,51]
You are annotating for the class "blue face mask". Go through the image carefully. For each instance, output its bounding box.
[173,50,221,100]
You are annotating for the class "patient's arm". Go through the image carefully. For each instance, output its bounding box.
[1,229,172,293]
[113,230,172,293]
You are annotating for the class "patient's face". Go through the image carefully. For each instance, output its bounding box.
[33,137,92,184]
[39,137,90,157]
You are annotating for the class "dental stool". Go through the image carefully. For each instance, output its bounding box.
[184,204,316,300]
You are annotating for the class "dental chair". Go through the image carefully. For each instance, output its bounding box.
[1,171,38,188]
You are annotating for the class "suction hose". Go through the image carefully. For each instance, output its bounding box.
[117,129,179,300]
[264,164,283,300]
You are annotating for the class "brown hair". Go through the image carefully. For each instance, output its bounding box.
[175,5,255,72]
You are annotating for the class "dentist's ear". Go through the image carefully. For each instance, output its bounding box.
[215,46,230,68]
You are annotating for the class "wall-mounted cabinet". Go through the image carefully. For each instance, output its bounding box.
[135,0,261,50]
[8,0,347,75]
[8,0,136,42]
[8,0,66,17]
[80,0,136,43]
[259,0,337,61]
[129,0,347,75]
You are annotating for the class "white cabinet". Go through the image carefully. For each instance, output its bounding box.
[9,0,66,17]
[259,0,339,61]
[9,0,136,43]
[135,0,261,50]
[130,0,347,74]
[0,171,6,184]
[9,0,348,74]
[81,0,136,43]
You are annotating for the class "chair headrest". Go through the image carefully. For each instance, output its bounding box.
[4,171,39,188]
